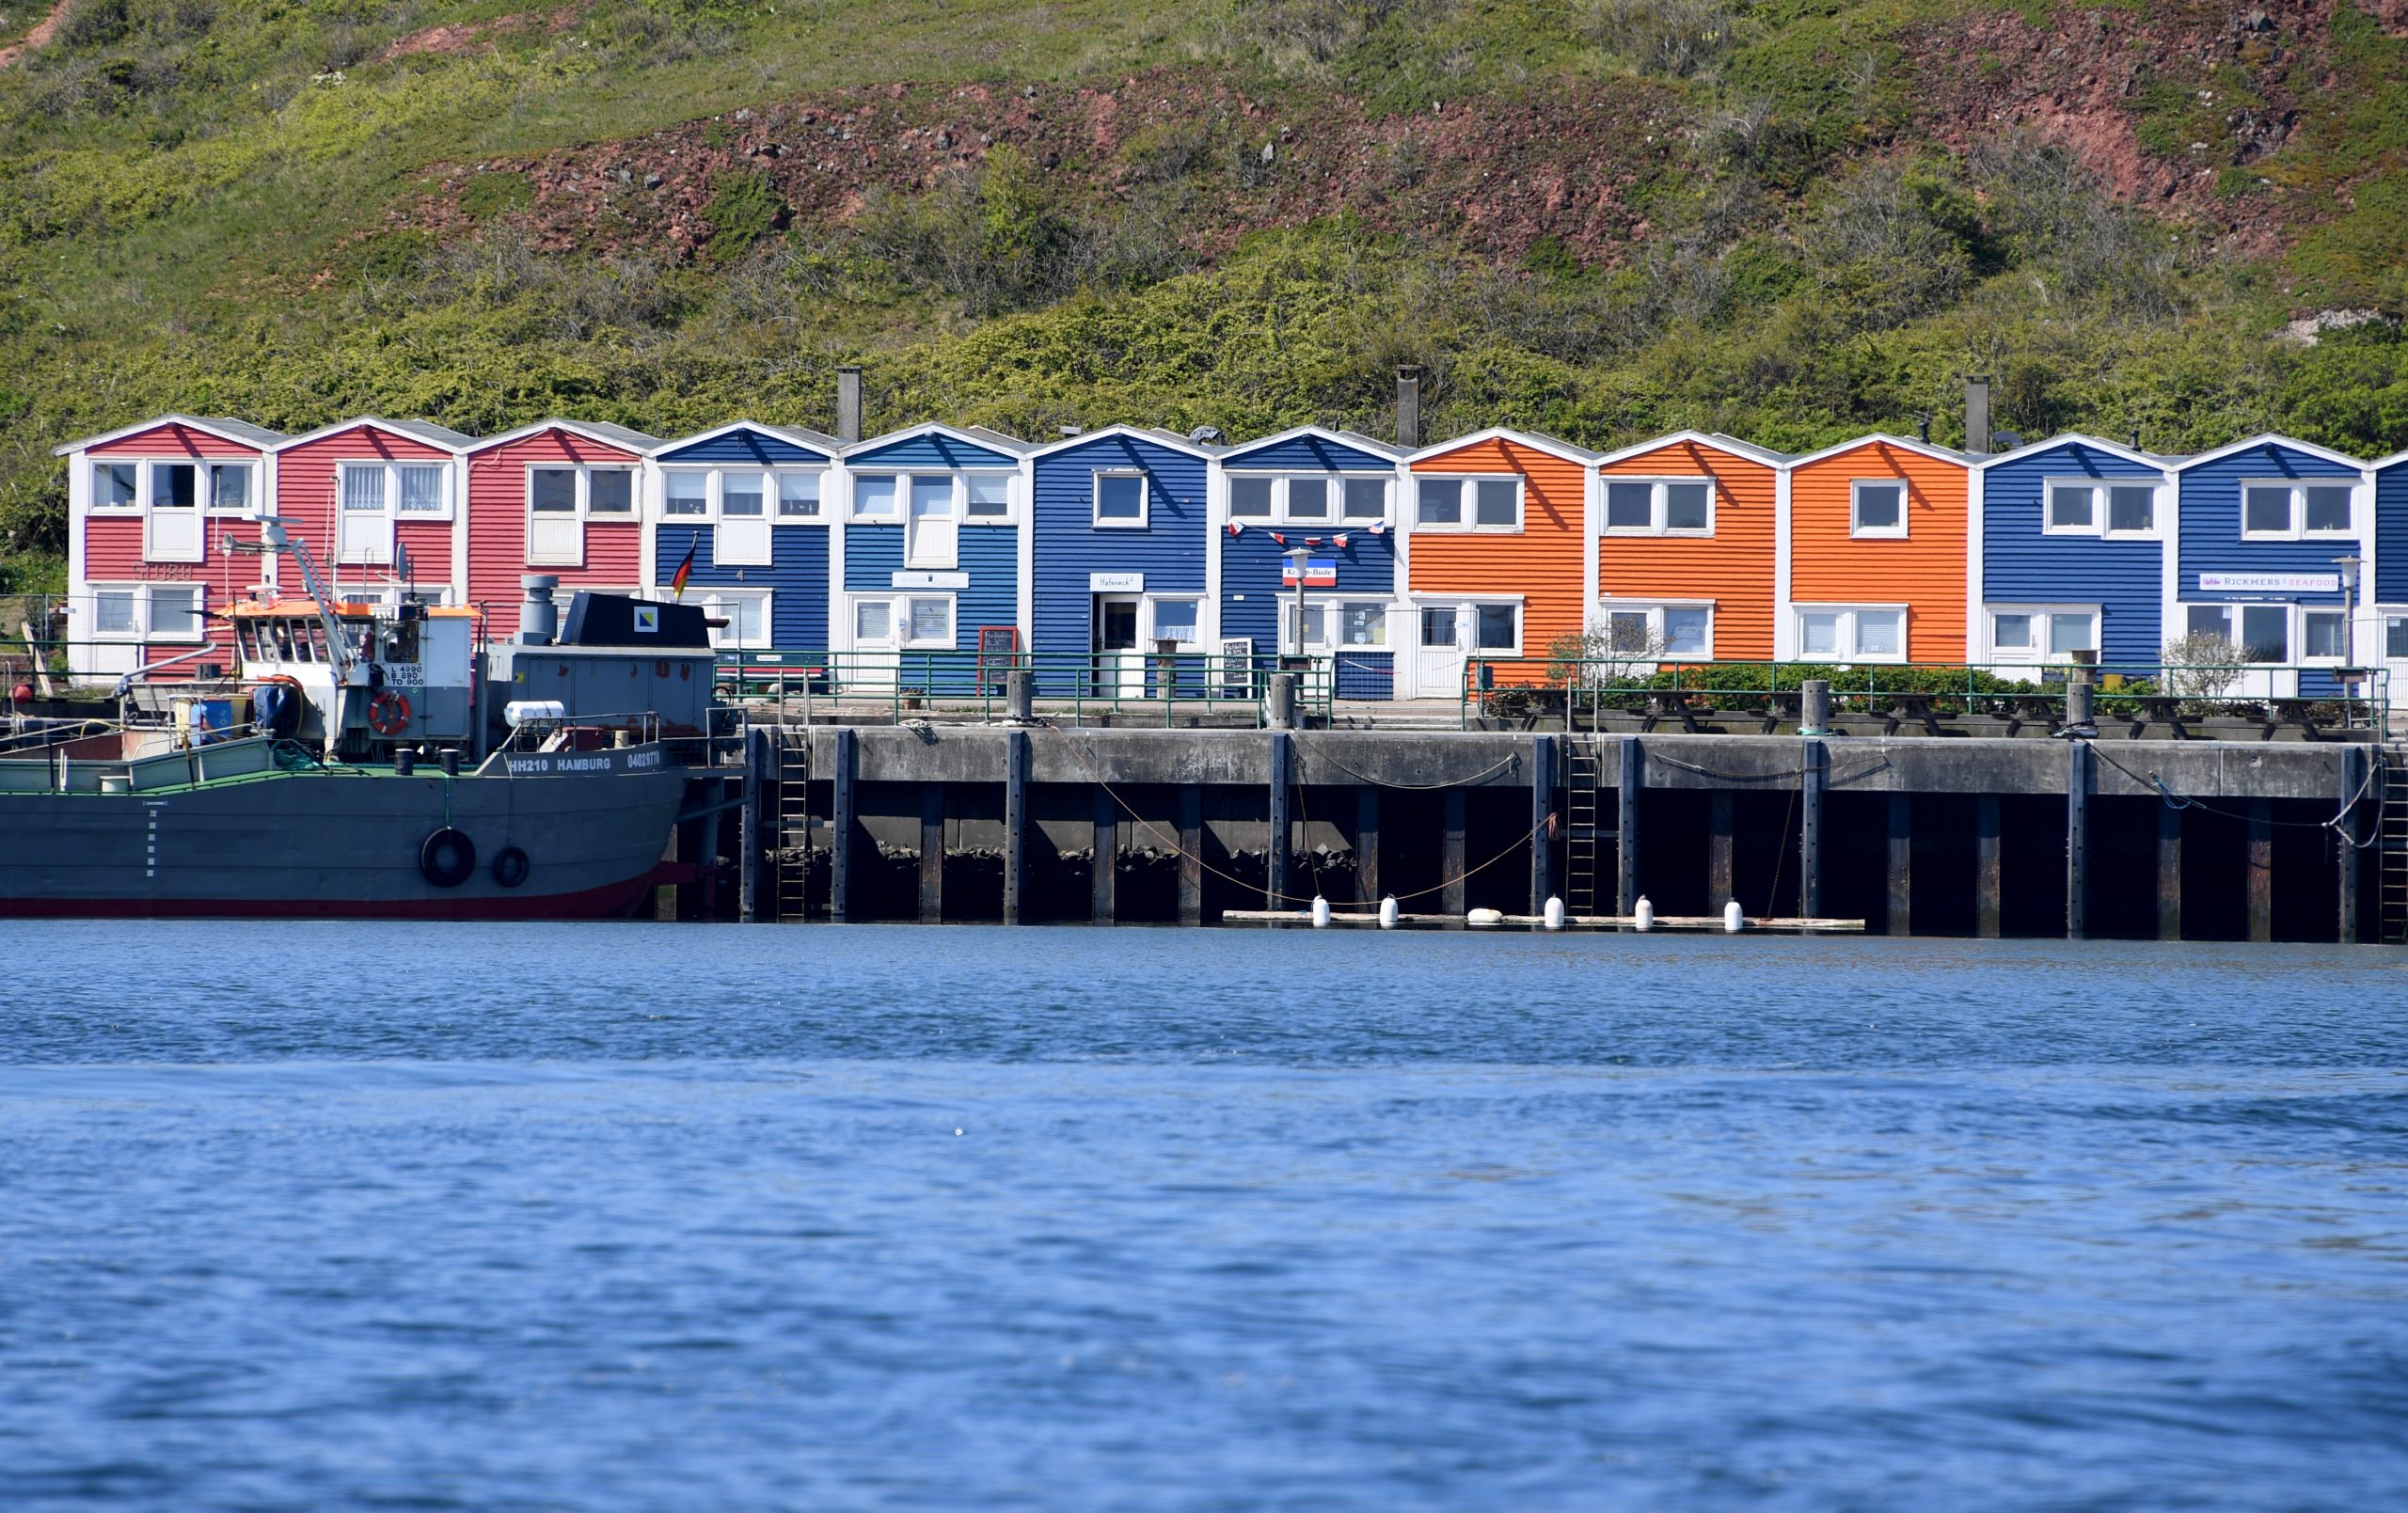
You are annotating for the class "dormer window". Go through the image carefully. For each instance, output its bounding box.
[2045,481,2157,537]
[1603,478,1714,536]
[2241,481,2353,539]
[1850,481,1907,538]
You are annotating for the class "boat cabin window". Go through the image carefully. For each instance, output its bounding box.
[381,620,420,664]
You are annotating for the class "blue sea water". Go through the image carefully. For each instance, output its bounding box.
[1,922,2404,1510]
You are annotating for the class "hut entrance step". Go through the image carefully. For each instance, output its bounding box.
[772,728,813,922]
[2382,743,2408,945]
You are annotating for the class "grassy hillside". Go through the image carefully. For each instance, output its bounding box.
[3,0,2407,590]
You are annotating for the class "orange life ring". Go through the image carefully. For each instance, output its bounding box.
[367,689,413,735]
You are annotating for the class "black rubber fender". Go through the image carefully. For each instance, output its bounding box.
[420,827,476,889]
[491,845,531,890]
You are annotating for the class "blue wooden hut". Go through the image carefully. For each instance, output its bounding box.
[2172,434,2369,698]
[1973,434,2178,674]
[647,420,841,650]
[1215,425,1404,699]
[835,423,1029,691]
[1026,426,1219,696]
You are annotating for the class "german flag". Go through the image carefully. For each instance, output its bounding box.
[669,533,697,601]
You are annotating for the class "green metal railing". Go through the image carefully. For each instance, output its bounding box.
[715,649,1339,727]
[1458,657,2393,732]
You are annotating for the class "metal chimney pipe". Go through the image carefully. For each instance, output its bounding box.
[519,575,559,646]
[1396,365,1423,449]
[836,365,863,444]
[1964,374,1991,455]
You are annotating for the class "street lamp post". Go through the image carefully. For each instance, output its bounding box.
[1282,545,1313,664]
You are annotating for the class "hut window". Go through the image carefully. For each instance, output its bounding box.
[588,470,633,513]
[1850,481,1907,538]
[1473,480,1519,528]
[902,596,954,647]
[1417,479,1462,526]
[1796,606,1906,661]
[1230,478,1274,518]
[1338,604,1386,647]
[2106,485,2154,533]
[965,474,1013,518]
[1094,472,1148,526]
[94,462,138,507]
[664,472,710,516]
[778,473,823,518]
[852,475,898,519]
[1603,479,1714,535]
[206,463,253,512]
[2241,481,2354,540]
[1342,478,1386,521]
[150,463,198,510]
[94,590,138,636]
[150,587,202,641]
[1286,479,1329,520]
[1151,598,1199,646]
[1474,604,1518,652]
[2303,610,2346,660]
[396,465,444,513]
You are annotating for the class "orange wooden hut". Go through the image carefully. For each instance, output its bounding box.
[1781,434,1976,665]
[1591,431,1789,664]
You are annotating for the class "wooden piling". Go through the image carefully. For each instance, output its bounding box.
[2247,797,2273,943]
[1003,730,1027,925]
[1707,791,1734,907]
[2156,800,2182,941]
[918,780,944,924]
[1616,736,1641,915]
[1798,738,1825,919]
[2066,738,2088,941]
[1354,786,1381,906]
[1091,783,1118,924]
[1530,733,1557,913]
[1887,792,1911,936]
[739,726,768,924]
[1267,732,1291,910]
[1974,794,2002,938]
[831,727,856,924]
[1442,788,1468,917]
[1179,783,1205,924]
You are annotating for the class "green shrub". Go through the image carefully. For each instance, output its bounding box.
[459,171,536,220]
[704,167,785,260]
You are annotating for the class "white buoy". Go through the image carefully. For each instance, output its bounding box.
[1723,898,1744,933]
[1311,894,1332,928]
[1634,894,1655,932]
[1466,906,1504,927]
[1379,895,1400,929]
[1543,895,1565,931]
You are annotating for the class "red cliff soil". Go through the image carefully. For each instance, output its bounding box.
[0,0,67,71]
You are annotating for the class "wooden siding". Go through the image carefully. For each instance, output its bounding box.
[466,430,642,638]
[1220,433,1394,472]
[653,521,830,647]
[1407,437,1587,677]
[847,433,1015,470]
[89,423,257,459]
[1220,529,1396,651]
[2381,463,2408,606]
[1980,441,2166,664]
[2177,440,2362,696]
[84,516,153,579]
[1789,441,1971,662]
[657,428,831,465]
[1596,439,1776,660]
[1030,435,1209,676]
[276,424,455,594]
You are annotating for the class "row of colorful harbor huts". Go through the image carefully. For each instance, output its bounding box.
[55,375,2408,701]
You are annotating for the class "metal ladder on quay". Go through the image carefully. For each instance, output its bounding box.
[770,726,814,922]
[2380,741,2408,945]
[1562,738,1610,918]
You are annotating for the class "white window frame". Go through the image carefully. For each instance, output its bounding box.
[339,461,453,523]
[2238,479,2357,541]
[1224,472,1392,527]
[898,593,957,649]
[1599,477,1716,537]
[1281,596,1390,653]
[776,467,830,522]
[2041,478,2159,539]
[1147,596,1203,649]
[2188,602,2342,667]
[1794,604,1909,663]
[1594,600,1715,659]
[90,460,140,510]
[1092,470,1149,528]
[660,465,715,520]
[1415,475,1523,533]
[86,582,208,644]
[848,473,901,521]
[524,464,635,566]
[670,585,771,650]
[1849,479,1909,540]
[962,470,1016,524]
[202,461,260,516]
[2301,606,2349,664]
[1985,603,2100,663]
[1468,600,1524,655]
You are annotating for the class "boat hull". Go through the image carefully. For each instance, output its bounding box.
[0,750,692,921]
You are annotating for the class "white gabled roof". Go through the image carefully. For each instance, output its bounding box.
[2174,432,2367,473]
[54,413,289,457]
[464,417,663,456]
[650,418,845,458]
[1219,423,1407,465]
[1589,429,1790,470]
[1786,432,1980,469]
[273,416,477,453]
[844,420,1033,461]
[1975,432,2183,473]
[2367,448,2408,473]
[1404,426,1603,467]
[1026,422,1219,463]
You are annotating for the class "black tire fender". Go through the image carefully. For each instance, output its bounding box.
[491,845,531,890]
[420,827,476,889]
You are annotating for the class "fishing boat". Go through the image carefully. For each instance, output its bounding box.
[0,525,722,919]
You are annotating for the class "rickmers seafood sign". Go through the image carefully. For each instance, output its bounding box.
[2196,574,2341,593]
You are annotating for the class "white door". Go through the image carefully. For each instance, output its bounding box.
[1093,595,1143,696]
[906,476,958,570]
[338,466,394,565]
[718,475,771,566]
[2378,610,2408,730]
[527,467,582,567]
[85,588,142,680]
[145,464,203,563]
[1410,604,1466,697]
[847,596,899,692]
